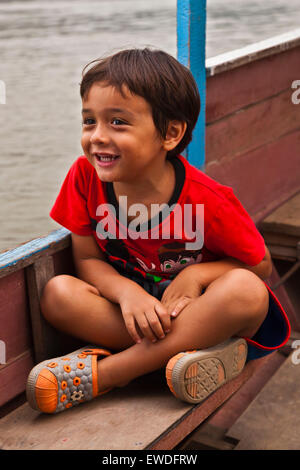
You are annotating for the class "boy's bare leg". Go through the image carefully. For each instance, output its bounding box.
[41,274,135,351]
[41,269,269,393]
[96,268,269,391]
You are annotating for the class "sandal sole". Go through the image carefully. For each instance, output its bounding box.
[166,338,247,404]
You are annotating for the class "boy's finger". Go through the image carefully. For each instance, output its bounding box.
[154,302,171,333]
[171,298,190,318]
[136,315,157,343]
[124,314,141,344]
[144,310,165,340]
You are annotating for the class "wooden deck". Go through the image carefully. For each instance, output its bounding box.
[0,358,265,450]
[259,191,300,332]
[259,191,300,261]
[226,351,300,450]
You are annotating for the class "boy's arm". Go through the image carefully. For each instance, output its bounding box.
[71,233,171,343]
[71,233,140,304]
[160,245,272,318]
[190,243,272,289]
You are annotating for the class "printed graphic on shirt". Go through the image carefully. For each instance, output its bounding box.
[103,238,202,283]
[157,242,203,274]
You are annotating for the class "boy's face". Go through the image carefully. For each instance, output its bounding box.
[81,83,167,184]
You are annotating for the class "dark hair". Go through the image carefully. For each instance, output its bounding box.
[80,48,200,159]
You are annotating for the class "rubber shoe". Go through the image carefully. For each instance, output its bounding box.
[26,346,111,414]
[165,338,247,404]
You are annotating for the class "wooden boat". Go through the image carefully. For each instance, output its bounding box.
[0,2,300,450]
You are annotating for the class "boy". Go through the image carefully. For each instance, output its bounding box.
[26,48,290,414]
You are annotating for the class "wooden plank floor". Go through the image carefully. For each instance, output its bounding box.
[0,360,262,450]
[259,190,300,261]
[259,191,300,238]
[226,352,300,449]
[0,369,188,451]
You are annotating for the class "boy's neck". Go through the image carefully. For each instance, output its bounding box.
[113,158,175,209]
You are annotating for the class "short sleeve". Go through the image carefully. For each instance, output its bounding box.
[205,187,265,266]
[50,158,93,236]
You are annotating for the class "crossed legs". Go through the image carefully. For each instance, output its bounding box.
[40,269,269,392]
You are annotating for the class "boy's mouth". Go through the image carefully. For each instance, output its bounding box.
[93,153,120,167]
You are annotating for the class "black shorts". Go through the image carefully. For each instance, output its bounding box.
[121,271,290,362]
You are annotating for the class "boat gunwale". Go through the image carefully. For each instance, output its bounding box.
[0,228,70,278]
[206,28,300,76]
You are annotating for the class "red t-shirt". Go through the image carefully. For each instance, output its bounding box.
[50,154,266,284]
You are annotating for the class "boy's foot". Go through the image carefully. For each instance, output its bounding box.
[165,338,247,404]
[26,346,111,414]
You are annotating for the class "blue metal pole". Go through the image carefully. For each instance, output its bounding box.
[177,0,207,170]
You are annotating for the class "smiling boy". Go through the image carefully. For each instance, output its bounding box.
[26,49,290,413]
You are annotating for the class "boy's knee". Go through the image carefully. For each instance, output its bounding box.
[40,275,100,321]
[40,275,76,320]
[223,269,269,317]
[41,274,71,299]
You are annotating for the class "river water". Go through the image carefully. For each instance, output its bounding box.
[0,0,300,252]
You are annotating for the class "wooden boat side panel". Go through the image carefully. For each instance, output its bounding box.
[0,270,35,407]
[205,43,300,220]
[206,129,300,223]
[0,351,34,408]
[0,236,79,408]
[206,90,300,165]
[53,244,75,277]
[0,270,32,361]
[26,248,81,364]
[206,45,300,123]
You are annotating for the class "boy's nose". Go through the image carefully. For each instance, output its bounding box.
[90,125,109,144]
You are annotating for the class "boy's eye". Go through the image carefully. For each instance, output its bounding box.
[82,118,95,125]
[111,118,126,125]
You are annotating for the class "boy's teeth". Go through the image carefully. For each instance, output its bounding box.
[97,154,118,161]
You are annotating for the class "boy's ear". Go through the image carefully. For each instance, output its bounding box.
[162,120,187,152]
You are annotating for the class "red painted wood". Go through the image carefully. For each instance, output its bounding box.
[206,130,300,221]
[0,270,33,362]
[206,46,300,123]
[206,89,300,165]
[0,351,34,407]
[53,245,75,277]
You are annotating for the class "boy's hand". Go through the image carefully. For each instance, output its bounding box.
[161,265,204,318]
[118,285,171,344]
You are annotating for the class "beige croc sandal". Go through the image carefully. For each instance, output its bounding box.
[165,338,247,404]
[26,346,111,414]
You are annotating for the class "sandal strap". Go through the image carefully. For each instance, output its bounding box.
[81,348,111,357]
